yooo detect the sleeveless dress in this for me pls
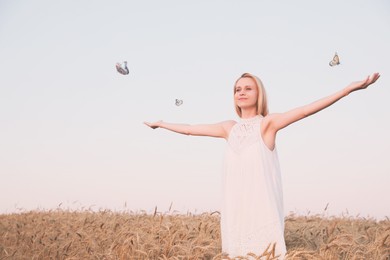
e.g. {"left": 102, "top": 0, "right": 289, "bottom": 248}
{"left": 221, "top": 115, "right": 286, "bottom": 258}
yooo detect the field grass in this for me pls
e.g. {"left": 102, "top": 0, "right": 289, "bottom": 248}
{"left": 0, "top": 209, "right": 389, "bottom": 259}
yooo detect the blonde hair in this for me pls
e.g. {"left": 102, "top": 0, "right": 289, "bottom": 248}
{"left": 234, "top": 73, "right": 269, "bottom": 117}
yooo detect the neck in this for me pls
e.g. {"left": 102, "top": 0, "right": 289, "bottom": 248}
{"left": 240, "top": 108, "right": 258, "bottom": 119}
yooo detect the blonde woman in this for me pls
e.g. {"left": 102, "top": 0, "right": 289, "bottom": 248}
{"left": 145, "top": 72, "right": 380, "bottom": 258}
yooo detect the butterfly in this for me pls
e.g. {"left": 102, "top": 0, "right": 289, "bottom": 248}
{"left": 329, "top": 52, "right": 340, "bottom": 67}
{"left": 116, "top": 61, "right": 129, "bottom": 75}
{"left": 175, "top": 99, "right": 183, "bottom": 106}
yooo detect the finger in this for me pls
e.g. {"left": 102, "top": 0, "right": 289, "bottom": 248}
{"left": 360, "top": 76, "right": 369, "bottom": 86}
{"left": 370, "top": 73, "right": 379, "bottom": 83}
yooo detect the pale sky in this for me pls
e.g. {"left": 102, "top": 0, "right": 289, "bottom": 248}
{"left": 1, "top": 0, "right": 389, "bottom": 219}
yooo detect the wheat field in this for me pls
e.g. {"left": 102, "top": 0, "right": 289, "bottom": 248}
{"left": 0, "top": 208, "right": 389, "bottom": 259}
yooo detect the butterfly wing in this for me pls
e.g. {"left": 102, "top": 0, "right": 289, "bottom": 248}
{"left": 175, "top": 99, "right": 183, "bottom": 106}
{"left": 116, "top": 63, "right": 129, "bottom": 75}
{"left": 329, "top": 53, "right": 340, "bottom": 67}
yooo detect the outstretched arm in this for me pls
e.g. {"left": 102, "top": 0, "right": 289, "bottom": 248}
{"left": 267, "top": 73, "right": 381, "bottom": 133}
{"left": 144, "top": 120, "right": 236, "bottom": 139}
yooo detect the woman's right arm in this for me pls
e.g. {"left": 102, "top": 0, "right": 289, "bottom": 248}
{"left": 144, "top": 120, "right": 236, "bottom": 139}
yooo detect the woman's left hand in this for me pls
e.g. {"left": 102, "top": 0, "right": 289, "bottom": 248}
{"left": 346, "top": 72, "right": 381, "bottom": 94}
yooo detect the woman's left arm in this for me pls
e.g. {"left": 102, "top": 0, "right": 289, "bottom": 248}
{"left": 267, "top": 72, "right": 381, "bottom": 133}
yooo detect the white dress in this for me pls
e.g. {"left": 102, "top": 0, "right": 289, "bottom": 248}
{"left": 221, "top": 115, "right": 286, "bottom": 258}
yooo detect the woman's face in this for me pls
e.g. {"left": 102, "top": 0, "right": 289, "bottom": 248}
{"left": 234, "top": 77, "right": 258, "bottom": 109}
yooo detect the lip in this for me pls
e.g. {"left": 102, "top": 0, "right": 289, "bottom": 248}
{"left": 238, "top": 98, "right": 247, "bottom": 100}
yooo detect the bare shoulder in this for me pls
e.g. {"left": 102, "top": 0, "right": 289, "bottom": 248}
{"left": 262, "top": 113, "right": 279, "bottom": 130}
{"left": 221, "top": 119, "right": 236, "bottom": 127}
{"left": 220, "top": 120, "right": 237, "bottom": 139}
{"left": 262, "top": 113, "right": 286, "bottom": 135}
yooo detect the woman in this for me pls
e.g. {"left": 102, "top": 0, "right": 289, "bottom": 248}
{"left": 145, "top": 72, "right": 380, "bottom": 258}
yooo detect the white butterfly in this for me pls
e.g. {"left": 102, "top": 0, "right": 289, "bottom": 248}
{"left": 329, "top": 52, "right": 340, "bottom": 67}
{"left": 116, "top": 61, "right": 129, "bottom": 75}
{"left": 175, "top": 99, "right": 183, "bottom": 106}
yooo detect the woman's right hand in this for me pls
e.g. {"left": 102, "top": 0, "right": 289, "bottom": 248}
{"left": 144, "top": 120, "right": 163, "bottom": 129}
